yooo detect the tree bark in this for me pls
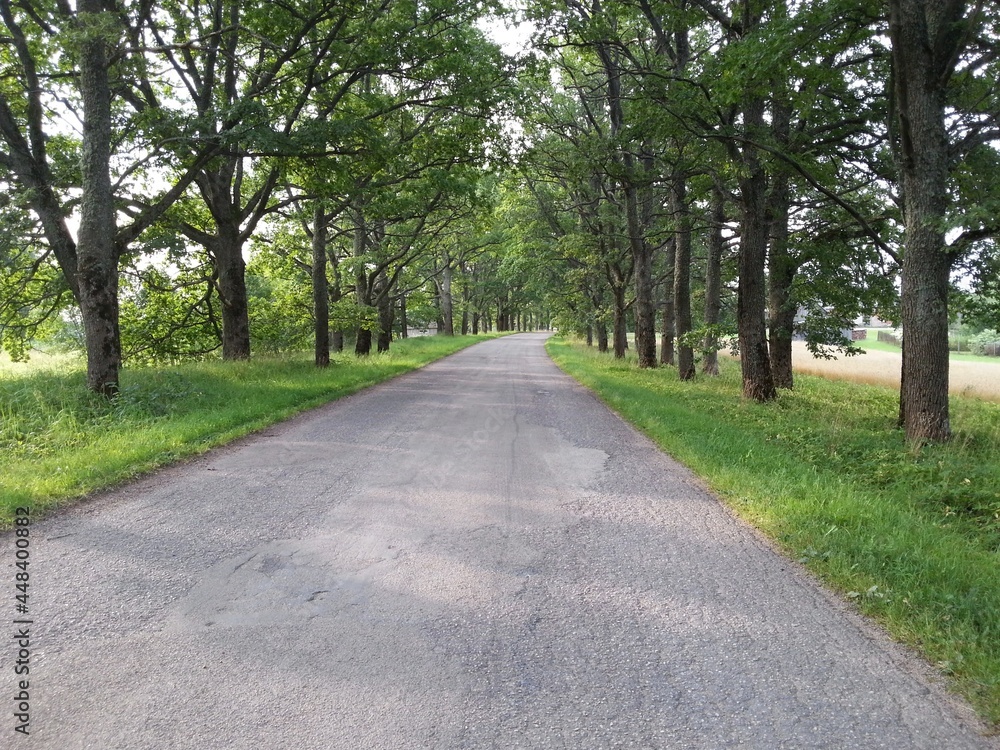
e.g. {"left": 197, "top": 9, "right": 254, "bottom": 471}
{"left": 0, "top": 98, "right": 81, "bottom": 303}
{"left": 353, "top": 207, "right": 372, "bottom": 356}
{"left": 461, "top": 293, "right": 469, "bottom": 335}
{"left": 672, "top": 182, "right": 695, "bottom": 380}
{"left": 439, "top": 260, "right": 454, "bottom": 335}
{"left": 312, "top": 203, "right": 329, "bottom": 367}
{"left": 736, "top": 96, "right": 777, "bottom": 402}
{"left": 667, "top": 7, "right": 692, "bottom": 375}
{"left": 766, "top": 96, "right": 795, "bottom": 389}
{"left": 0, "top": 2, "right": 81, "bottom": 304}
{"left": 214, "top": 214, "right": 251, "bottom": 360}
{"left": 702, "top": 184, "right": 724, "bottom": 376}
{"left": 596, "top": 40, "right": 656, "bottom": 368}
{"left": 626, "top": 182, "right": 657, "bottom": 368}
{"left": 889, "top": 0, "right": 957, "bottom": 441}
{"left": 375, "top": 270, "right": 393, "bottom": 353}
{"left": 612, "top": 283, "right": 628, "bottom": 359}
{"left": 330, "top": 249, "right": 344, "bottom": 353}
{"left": 77, "top": 0, "right": 121, "bottom": 395}
{"left": 596, "top": 319, "right": 609, "bottom": 353}
{"left": 355, "top": 327, "right": 373, "bottom": 355}
{"left": 767, "top": 174, "right": 795, "bottom": 389}
{"left": 660, "top": 237, "right": 676, "bottom": 366}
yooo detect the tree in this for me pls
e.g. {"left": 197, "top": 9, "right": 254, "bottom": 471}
{"left": 516, "top": 72, "right": 636, "bottom": 356}
{"left": 0, "top": 0, "right": 226, "bottom": 388}
{"left": 133, "top": 0, "right": 364, "bottom": 360}
{"left": 75, "top": 0, "right": 120, "bottom": 394}
{"left": 888, "top": 1, "right": 1000, "bottom": 441}
{"left": 0, "top": 0, "right": 119, "bottom": 390}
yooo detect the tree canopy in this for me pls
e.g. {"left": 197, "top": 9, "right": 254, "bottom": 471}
{"left": 2, "top": 0, "right": 999, "bottom": 441}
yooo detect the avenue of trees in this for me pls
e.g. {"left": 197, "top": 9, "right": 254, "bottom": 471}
{"left": 512, "top": 0, "right": 1000, "bottom": 442}
{"left": 2, "top": 0, "right": 1000, "bottom": 443}
{"left": 0, "top": 0, "right": 542, "bottom": 386}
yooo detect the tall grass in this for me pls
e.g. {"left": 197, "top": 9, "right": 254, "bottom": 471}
{"left": 0, "top": 335, "right": 497, "bottom": 522}
{"left": 547, "top": 336, "right": 1000, "bottom": 727}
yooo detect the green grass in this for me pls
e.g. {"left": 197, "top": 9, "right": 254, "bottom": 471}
{"left": 0, "top": 335, "right": 500, "bottom": 522}
{"left": 856, "top": 335, "right": 903, "bottom": 354}
{"left": 547, "top": 336, "right": 1000, "bottom": 728}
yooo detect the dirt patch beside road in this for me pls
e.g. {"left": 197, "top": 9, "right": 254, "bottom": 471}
{"left": 792, "top": 341, "right": 1000, "bottom": 401}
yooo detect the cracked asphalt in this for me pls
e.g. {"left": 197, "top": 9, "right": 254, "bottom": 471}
{"left": 4, "top": 332, "right": 996, "bottom": 748}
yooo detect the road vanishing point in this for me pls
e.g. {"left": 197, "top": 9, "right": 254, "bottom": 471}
{"left": 5, "top": 333, "right": 996, "bottom": 749}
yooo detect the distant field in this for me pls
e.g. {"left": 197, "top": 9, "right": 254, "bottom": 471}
{"left": 0, "top": 350, "right": 82, "bottom": 375}
{"left": 792, "top": 339, "right": 1000, "bottom": 402}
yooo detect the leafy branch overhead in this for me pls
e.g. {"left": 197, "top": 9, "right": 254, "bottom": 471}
{"left": 1, "top": 0, "right": 999, "bottom": 443}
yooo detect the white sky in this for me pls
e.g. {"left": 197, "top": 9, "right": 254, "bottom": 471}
{"left": 478, "top": 13, "right": 536, "bottom": 57}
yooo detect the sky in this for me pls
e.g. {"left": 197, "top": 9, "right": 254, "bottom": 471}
{"left": 478, "top": 12, "right": 537, "bottom": 58}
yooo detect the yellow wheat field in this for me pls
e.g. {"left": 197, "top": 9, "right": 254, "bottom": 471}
{"left": 791, "top": 341, "right": 1000, "bottom": 402}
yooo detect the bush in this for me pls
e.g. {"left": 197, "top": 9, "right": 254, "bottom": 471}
{"left": 970, "top": 329, "right": 1000, "bottom": 357}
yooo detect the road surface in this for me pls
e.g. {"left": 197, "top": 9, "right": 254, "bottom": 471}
{"left": 4, "top": 333, "right": 995, "bottom": 749}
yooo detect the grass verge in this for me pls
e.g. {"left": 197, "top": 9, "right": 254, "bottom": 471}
{"left": 547, "top": 336, "right": 1000, "bottom": 728}
{"left": 1, "top": 335, "right": 499, "bottom": 523}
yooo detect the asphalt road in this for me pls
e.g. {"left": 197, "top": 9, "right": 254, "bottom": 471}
{"left": 4, "top": 333, "right": 996, "bottom": 749}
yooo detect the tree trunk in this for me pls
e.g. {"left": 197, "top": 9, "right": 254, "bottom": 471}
{"left": 355, "top": 327, "right": 372, "bottom": 355}
{"left": 330, "top": 250, "right": 344, "bottom": 353}
{"left": 597, "top": 40, "right": 655, "bottom": 367}
{"left": 0, "top": 3, "right": 82, "bottom": 304}
{"left": 375, "top": 271, "right": 393, "bottom": 353}
{"left": 376, "top": 310, "right": 392, "bottom": 351}
{"left": 461, "top": 278, "right": 470, "bottom": 334}
{"left": 400, "top": 294, "right": 408, "bottom": 339}
{"left": 472, "top": 312, "right": 480, "bottom": 335}
{"left": 667, "top": 10, "right": 692, "bottom": 376}
{"left": 195, "top": 162, "right": 251, "bottom": 361}
{"left": 312, "top": 204, "right": 329, "bottom": 367}
{"left": 612, "top": 284, "right": 628, "bottom": 359}
{"left": 672, "top": 182, "right": 695, "bottom": 380}
{"left": 77, "top": 0, "right": 121, "bottom": 395}
{"left": 214, "top": 217, "right": 251, "bottom": 360}
{"left": 660, "top": 237, "right": 676, "bottom": 366}
{"left": 889, "top": 0, "right": 954, "bottom": 442}
{"left": 736, "top": 96, "right": 777, "bottom": 402}
{"left": 626, "top": 182, "right": 657, "bottom": 368}
{"left": 767, "top": 98, "right": 795, "bottom": 389}
{"left": 767, "top": 175, "right": 795, "bottom": 389}
{"left": 702, "top": 184, "right": 724, "bottom": 376}
{"left": 353, "top": 208, "right": 371, "bottom": 356}
{"left": 596, "top": 320, "right": 609, "bottom": 353}
{"left": 439, "top": 260, "right": 454, "bottom": 335}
